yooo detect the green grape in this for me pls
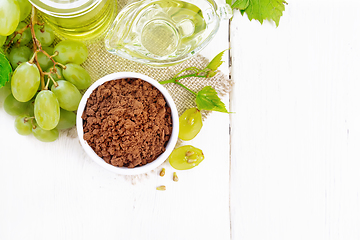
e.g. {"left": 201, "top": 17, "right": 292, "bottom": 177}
{"left": 4, "top": 94, "right": 29, "bottom": 116}
{"left": 178, "top": 107, "right": 203, "bottom": 141}
{"left": 53, "top": 40, "right": 88, "bottom": 65}
{"left": 17, "top": 0, "right": 31, "bottom": 21}
{"left": 0, "top": 0, "right": 20, "bottom": 37}
{"left": 34, "top": 90, "right": 60, "bottom": 130}
{"left": 11, "top": 62, "right": 40, "bottom": 102}
{"left": 57, "top": 108, "right": 76, "bottom": 130}
{"left": 51, "top": 80, "right": 82, "bottom": 111}
{"left": 26, "top": 99, "right": 34, "bottom": 116}
{"left": 14, "top": 115, "right": 33, "bottom": 135}
{"left": 10, "top": 21, "right": 31, "bottom": 45}
{"left": 169, "top": 145, "right": 205, "bottom": 170}
{"left": 34, "top": 24, "right": 55, "bottom": 47}
{"left": 0, "top": 81, "right": 12, "bottom": 99}
{"left": 62, "top": 63, "right": 91, "bottom": 89}
{"left": 8, "top": 45, "right": 32, "bottom": 69}
{"left": 0, "top": 35, "right": 6, "bottom": 46}
{"left": 37, "top": 47, "right": 54, "bottom": 70}
{"left": 32, "top": 123, "right": 59, "bottom": 142}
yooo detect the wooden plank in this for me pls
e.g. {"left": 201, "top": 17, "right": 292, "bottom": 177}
{"left": 230, "top": 1, "right": 360, "bottom": 239}
{"left": 0, "top": 12, "right": 231, "bottom": 240}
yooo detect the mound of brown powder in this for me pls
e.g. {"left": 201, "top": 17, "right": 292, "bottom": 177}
{"left": 82, "top": 78, "right": 173, "bottom": 168}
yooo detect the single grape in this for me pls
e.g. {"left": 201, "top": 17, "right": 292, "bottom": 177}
{"left": 14, "top": 115, "right": 33, "bottom": 135}
{"left": 57, "top": 108, "right": 76, "bottom": 130}
{"left": 8, "top": 45, "right": 32, "bottom": 69}
{"left": 0, "top": 81, "right": 12, "bottom": 99}
{"left": 34, "top": 24, "right": 55, "bottom": 47}
{"left": 17, "top": 0, "right": 31, "bottom": 21}
{"left": 37, "top": 47, "right": 54, "bottom": 70}
{"left": 51, "top": 80, "right": 82, "bottom": 111}
{"left": 62, "top": 63, "right": 91, "bottom": 89}
{"left": 11, "top": 62, "right": 40, "bottom": 102}
{"left": 178, "top": 107, "right": 203, "bottom": 141}
{"left": 9, "top": 21, "right": 31, "bottom": 46}
{"left": 34, "top": 90, "right": 60, "bottom": 130}
{"left": 0, "top": 35, "right": 6, "bottom": 46}
{"left": 53, "top": 40, "right": 88, "bottom": 65}
{"left": 169, "top": 145, "right": 205, "bottom": 170}
{"left": 32, "top": 123, "right": 59, "bottom": 142}
{"left": 26, "top": 99, "right": 35, "bottom": 116}
{"left": 0, "top": 0, "right": 20, "bottom": 36}
{"left": 4, "top": 94, "right": 29, "bottom": 116}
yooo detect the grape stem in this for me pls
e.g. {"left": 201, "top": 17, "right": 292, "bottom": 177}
{"left": 29, "top": 49, "right": 40, "bottom": 64}
{"left": 44, "top": 72, "right": 59, "bottom": 88}
{"left": 29, "top": 6, "right": 46, "bottom": 90}
{"left": 40, "top": 48, "right": 58, "bottom": 70}
{"left": 27, "top": 6, "right": 63, "bottom": 91}
{"left": 50, "top": 51, "right": 58, "bottom": 58}
{"left": 24, "top": 116, "right": 35, "bottom": 123}
{"left": 49, "top": 66, "right": 62, "bottom": 79}
{"left": 159, "top": 67, "right": 210, "bottom": 96}
{"left": 4, "top": 24, "right": 31, "bottom": 52}
{"left": 45, "top": 77, "right": 50, "bottom": 89}
{"left": 55, "top": 60, "right": 66, "bottom": 70}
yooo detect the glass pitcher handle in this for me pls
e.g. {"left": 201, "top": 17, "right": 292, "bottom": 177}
{"left": 216, "top": 3, "right": 233, "bottom": 20}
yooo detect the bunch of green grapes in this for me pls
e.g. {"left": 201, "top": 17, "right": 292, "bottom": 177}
{"left": 169, "top": 108, "right": 205, "bottom": 170}
{"left": 1, "top": 3, "right": 91, "bottom": 142}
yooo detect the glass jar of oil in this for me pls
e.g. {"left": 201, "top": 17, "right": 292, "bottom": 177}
{"left": 28, "top": 0, "right": 117, "bottom": 42}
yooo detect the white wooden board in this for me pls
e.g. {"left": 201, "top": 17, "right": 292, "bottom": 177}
{"left": 0, "top": 11, "right": 231, "bottom": 240}
{"left": 230, "top": 1, "right": 360, "bottom": 239}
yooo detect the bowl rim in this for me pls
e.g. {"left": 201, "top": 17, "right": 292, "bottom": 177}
{"left": 76, "top": 72, "right": 179, "bottom": 175}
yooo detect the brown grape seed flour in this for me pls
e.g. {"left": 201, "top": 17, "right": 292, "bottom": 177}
{"left": 82, "top": 78, "right": 173, "bottom": 168}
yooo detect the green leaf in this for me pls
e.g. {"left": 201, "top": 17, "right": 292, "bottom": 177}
{"left": 206, "top": 50, "right": 227, "bottom": 72}
{"left": 234, "top": 0, "right": 287, "bottom": 27}
{"left": 0, "top": 52, "right": 12, "bottom": 88}
{"left": 231, "top": 0, "right": 250, "bottom": 10}
{"left": 196, "top": 86, "right": 229, "bottom": 113}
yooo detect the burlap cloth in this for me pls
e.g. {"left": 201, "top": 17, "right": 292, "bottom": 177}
{"left": 72, "top": 0, "right": 233, "bottom": 181}
{"left": 79, "top": 0, "right": 233, "bottom": 116}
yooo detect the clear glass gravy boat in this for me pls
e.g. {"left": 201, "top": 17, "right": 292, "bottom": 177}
{"left": 105, "top": 0, "right": 232, "bottom": 67}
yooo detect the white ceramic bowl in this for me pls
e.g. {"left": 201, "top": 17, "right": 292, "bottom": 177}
{"left": 76, "top": 72, "right": 179, "bottom": 175}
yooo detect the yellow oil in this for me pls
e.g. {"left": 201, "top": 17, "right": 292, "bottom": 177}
{"left": 31, "top": 0, "right": 117, "bottom": 42}
{"left": 138, "top": 0, "right": 207, "bottom": 57}
{"left": 106, "top": 0, "right": 209, "bottom": 61}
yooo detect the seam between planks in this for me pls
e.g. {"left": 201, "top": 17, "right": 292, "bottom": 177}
{"left": 228, "top": 18, "right": 233, "bottom": 240}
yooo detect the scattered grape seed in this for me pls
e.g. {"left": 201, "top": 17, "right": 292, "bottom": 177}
{"left": 156, "top": 185, "right": 166, "bottom": 191}
{"left": 160, "top": 168, "right": 165, "bottom": 177}
{"left": 173, "top": 172, "right": 179, "bottom": 182}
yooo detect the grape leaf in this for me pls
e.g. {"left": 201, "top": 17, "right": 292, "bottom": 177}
{"left": 205, "top": 50, "right": 227, "bottom": 78}
{"left": 206, "top": 50, "right": 226, "bottom": 72}
{"left": 196, "top": 86, "right": 229, "bottom": 113}
{"left": 235, "top": 0, "right": 287, "bottom": 27}
{"left": 0, "top": 53, "right": 12, "bottom": 88}
{"left": 229, "top": 0, "right": 250, "bottom": 10}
